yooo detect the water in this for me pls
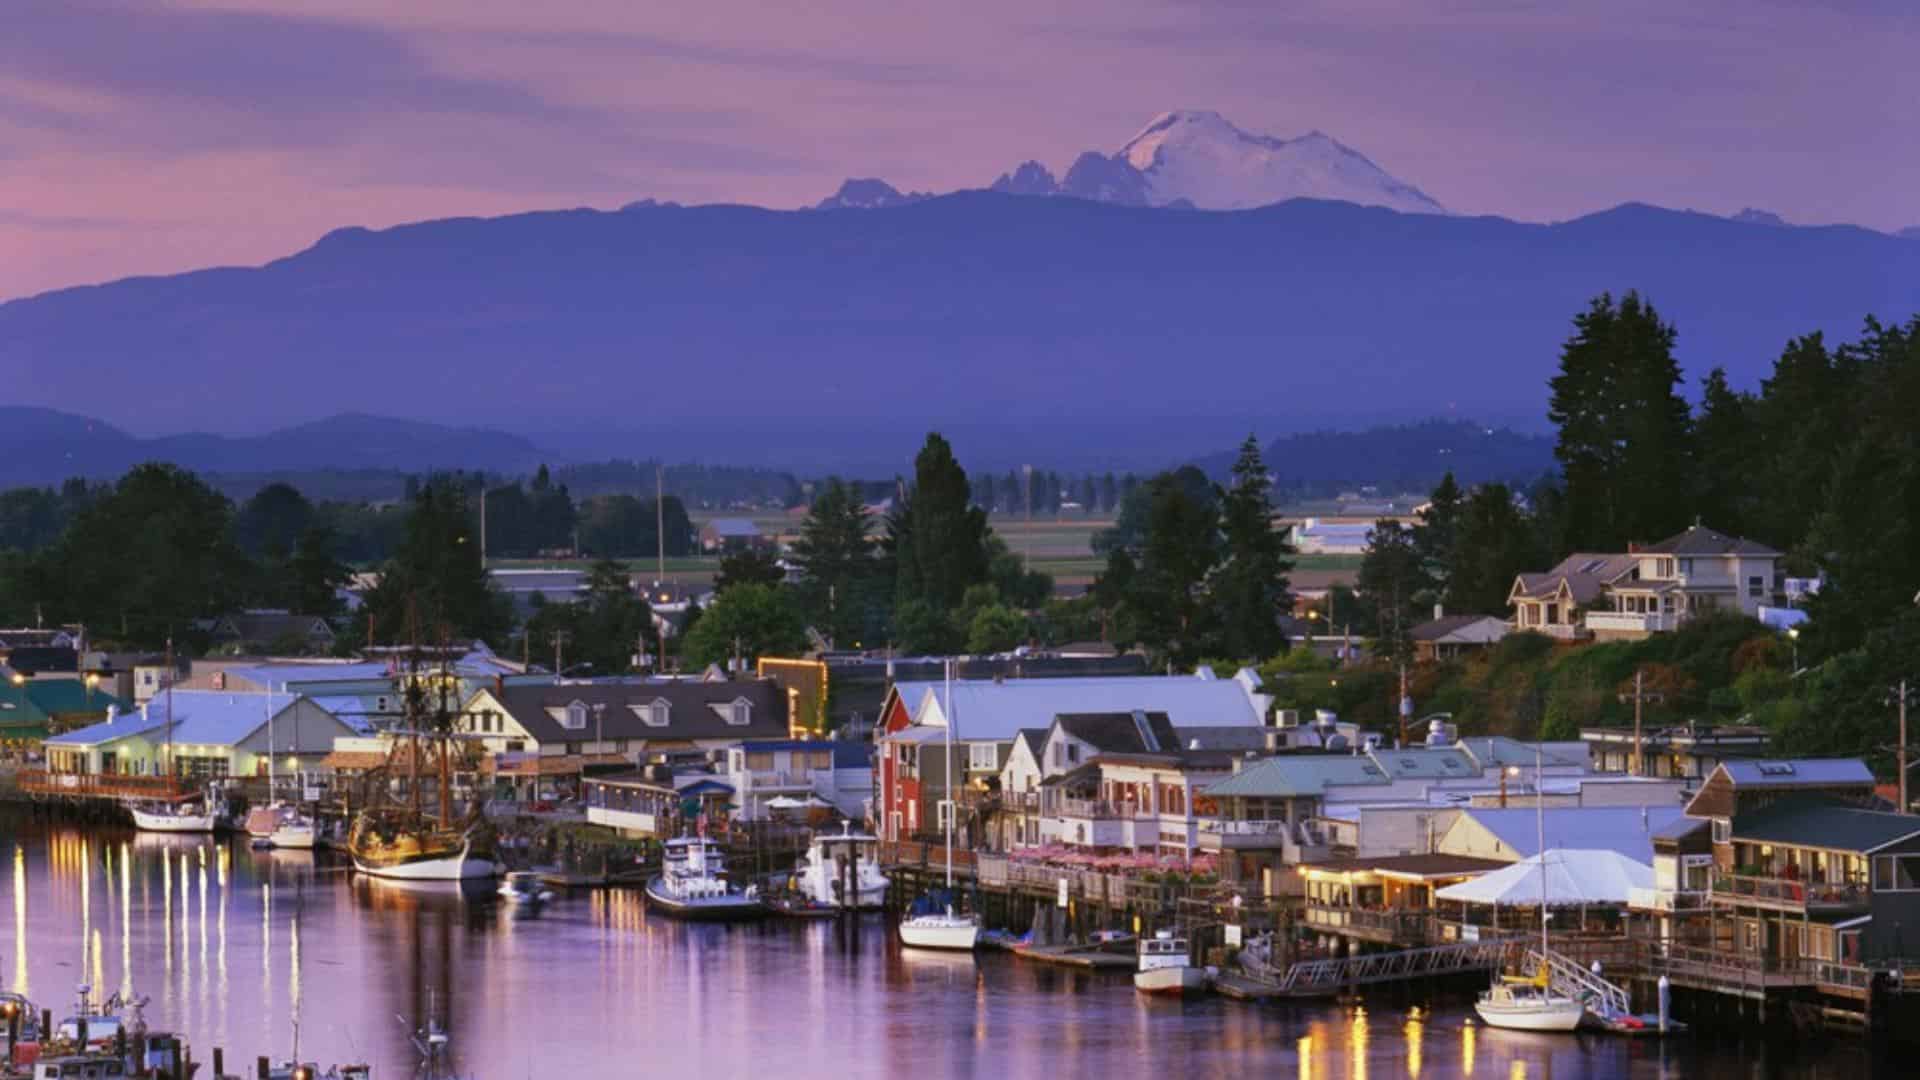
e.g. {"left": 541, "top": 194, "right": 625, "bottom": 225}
{"left": 0, "top": 814, "right": 1880, "bottom": 1078}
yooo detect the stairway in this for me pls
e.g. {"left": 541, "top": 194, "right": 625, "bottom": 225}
{"left": 1525, "top": 947, "right": 1631, "bottom": 1020}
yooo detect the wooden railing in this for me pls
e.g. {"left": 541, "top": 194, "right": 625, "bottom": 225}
{"left": 1711, "top": 872, "right": 1870, "bottom": 911}
{"left": 1303, "top": 905, "right": 1432, "bottom": 943}
{"left": 15, "top": 770, "right": 195, "bottom": 801}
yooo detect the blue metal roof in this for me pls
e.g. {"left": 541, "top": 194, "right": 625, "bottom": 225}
{"left": 1459, "top": 806, "right": 1688, "bottom": 863}
{"left": 48, "top": 691, "right": 303, "bottom": 749}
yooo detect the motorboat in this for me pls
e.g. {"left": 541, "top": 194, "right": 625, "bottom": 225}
{"left": 793, "top": 825, "right": 889, "bottom": 910}
{"left": 270, "top": 811, "right": 319, "bottom": 850}
{"left": 1133, "top": 930, "right": 1207, "bottom": 995}
{"left": 1475, "top": 974, "right": 1586, "bottom": 1032}
{"left": 128, "top": 801, "right": 215, "bottom": 834}
{"left": 497, "top": 871, "right": 555, "bottom": 904}
{"left": 244, "top": 803, "right": 286, "bottom": 840}
{"left": 644, "top": 836, "right": 766, "bottom": 920}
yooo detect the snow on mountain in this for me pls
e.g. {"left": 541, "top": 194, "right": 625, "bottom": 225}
{"left": 1115, "top": 110, "right": 1443, "bottom": 214}
{"left": 815, "top": 178, "right": 930, "bottom": 210}
{"left": 1730, "top": 207, "right": 1789, "bottom": 226}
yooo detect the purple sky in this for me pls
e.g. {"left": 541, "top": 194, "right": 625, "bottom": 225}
{"left": 4, "top": 0, "right": 1915, "bottom": 301}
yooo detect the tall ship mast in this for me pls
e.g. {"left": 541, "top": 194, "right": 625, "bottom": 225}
{"left": 345, "top": 631, "right": 500, "bottom": 881}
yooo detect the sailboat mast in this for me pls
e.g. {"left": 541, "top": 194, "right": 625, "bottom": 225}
{"left": 164, "top": 637, "right": 174, "bottom": 782}
{"left": 266, "top": 689, "right": 275, "bottom": 803}
{"left": 1536, "top": 741, "right": 1547, "bottom": 958}
{"left": 943, "top": 658, "right": 954, "bottom": 892}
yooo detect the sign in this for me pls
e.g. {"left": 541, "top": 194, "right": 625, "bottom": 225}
{"left": 1461, "top": 925, "right": 1480, "bottom": 942}
{"left": 1225, "top": 924, "right": 1243, "bottom": 948}
{"left": 1056, "top": 877, "right": 1069, "bottom": 909}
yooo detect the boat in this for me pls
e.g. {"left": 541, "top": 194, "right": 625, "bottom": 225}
{"left": 345, "top": 647, "right": 500, "bottom": 882}
{"left": 1133, "top": 930, "right": 1207, "bottom": 995}
{"left": 643, "top": 836, "right": 766, "bottom": 920}
{"left": 1473, "top": 742, "right": 1585, "bottom": 1033}
{"left": 497, "top": 871, "right": 555, "bottom": 904}
{"left": 244, "top": 804, "right": 285, "bottom": 840}
{"left": 269, "top": 812, "right": 319, "bottom": 850}
{"left": 128, "top": 801, "right": 215, "bottom": 834}
{"left": 898, "top": 660, "right": 979, "bottom": 952}
{"left": 793, "top": 824, "right": 889, "bottom": 909}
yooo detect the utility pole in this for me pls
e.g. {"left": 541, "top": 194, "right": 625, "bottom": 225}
{"left": 655, "top": 464, "right": 667, "bottom": 583}
{"left": 550, "top": 629, "right": 570, "bottom": 676}
{"left": 1891, "top": 680, "right": 1916, "bottom": 813}
{"left": 1397, "top": 662, "right": 1412, "bottom": 749}
{"left": 1618, "top": 669, "right": 1664, "bottom": 777}
{"left": 479, "top": 484, "right": 487, "bottom": 568}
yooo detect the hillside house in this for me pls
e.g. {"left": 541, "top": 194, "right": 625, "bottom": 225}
{"left": 1509, "top": 525, "right": 1782, "bottom": 641}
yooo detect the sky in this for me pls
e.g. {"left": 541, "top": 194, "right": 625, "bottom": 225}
{"left": 4, "top": 0, "right": 1916, "bottom": 301}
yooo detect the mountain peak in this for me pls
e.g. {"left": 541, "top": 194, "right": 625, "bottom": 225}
{"left": 1731, "top": 207, "right": 1789, "bottom": 227}
{"left": 814, "top": 178, "right": 930, "bottom": 211}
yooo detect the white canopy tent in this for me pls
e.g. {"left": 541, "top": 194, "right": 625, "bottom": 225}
{"left": 1435, "top": 849, "right": 1653, "bottom": 908}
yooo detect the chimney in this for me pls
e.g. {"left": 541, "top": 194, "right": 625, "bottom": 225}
{"left": 1433, "top": 602, "right": 1444, "bottom": 621}
{"left": 1627, "top": 542, "right": 1641, "bottom": 554}
{"left": 106, "top": 704, "right": 117, "bottom": 725}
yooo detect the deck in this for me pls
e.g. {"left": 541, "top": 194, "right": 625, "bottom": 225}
{"left": 14, "top": 770, "right": 197, "bottom": 802}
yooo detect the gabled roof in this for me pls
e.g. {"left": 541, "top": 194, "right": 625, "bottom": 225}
{"left": 481, "top": 680, "right": 788, "bottom": 745}
{"left": 1510, "top": 553, "right": 1636, "bottom": 605}
{"left": 1410, "top": 614, "right": 1508, "bottom": 642}
{"left": 1052, "top": 711, "right": 1178, "bottom": 755}
{"left": 1716, "top": 758, "right": 1875, "bottom": 789}
{"left": 1639, "top": 524, "right": 1780, "bottom": 558}
{"left": 0, "top": 679, "right": 130, "bottom": 725}
{"left": 1458, "top": 736, "right": 1591, "bottom": 770}
{"left": 1204, "top": 755, "right": 1392, "bottom": 798}
{"left": 1010, "top": 727, "right": 1050, "bottom": 758}
{"left": 47, "top": 691, "right": 316, "bottom": 749}
{"left": 211, "top": 612, "right": 336, "bottom": 644}
{"left": 905, "top": 672, "right": 1268, "bottom": 742}
{"left": 1368, "top": 746, "right": 1478, "bottom": 779}
{"left": 1458, "top": 806, "right": 1687, "bottom": 863}
{"left": 1731, "top": 798, "right": 1920, "bottom": 853}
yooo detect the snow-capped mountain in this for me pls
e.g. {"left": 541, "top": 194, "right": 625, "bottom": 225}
{"left": 982, "top": 109, "right": 1443, "bottom": 214}
{"left": 815, "top": 178, "right": 930, "bottom": 210}
{"left": 1112, "top": 110, "right": 1443, "bottom": 213}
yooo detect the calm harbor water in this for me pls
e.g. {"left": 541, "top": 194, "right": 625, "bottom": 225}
{"left": 0, "top": 813, "right": 1884, "bottom": 1078}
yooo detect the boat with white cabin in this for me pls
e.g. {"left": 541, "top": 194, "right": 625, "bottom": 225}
{"left": 897, "top": 660, "right": 980, "bottom": 952}
{"left": 128, "top": 801, "right": 215, "bottom": 834}
{"left": 794, "top": 825, "right": 889, "bottom": 909}
{"left": 1133, "top": 930, "right": 1206, "bottom": 995}
{"left": 1472, "top": 742, "right": 1585, "bottom": 1034}
{"left": 644, "top": 836, "right": 766, "bottom": 920}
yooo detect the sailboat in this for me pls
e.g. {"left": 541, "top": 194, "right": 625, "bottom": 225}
{"left": 1474, "top": 743, "right": 1585, "bottom": 1033}
{"left": 898, "top": 660, "right": 979, "bottom": 951}
{"left": 248, "top": 692, "right": 320, "bottom": 849}
{"left": 346, "top": 643, "right": 499, "bottom": 881}
{"left": 130, "top": 640, "right": 217, "bottom": 834}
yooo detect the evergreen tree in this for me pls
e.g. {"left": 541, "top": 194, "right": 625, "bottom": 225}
{"left": 892, "top": 434, "right": 991, "bottom": 624}
{"left": 1208, "top": 436, "right": 1293, "bottom": 662}
{"left": 233, "top": 483, "right": 315, "bottom": 559}
{"left": 1002, "top": 469, "right": 1021, "bottom": 514}
{"left": 680, "top": 583, "right": 808, "bottom": 667}
{"left": 1096, "top": 469, "right": 1221, "bottom": 665}
{"left": 1357, "top": 519, "right": 1427, "bottom": 665}
{"left": 1100, "top": 473, "right": 1118, "bottom": 514}
{"left": 1547, "top": 292, "right": 1693, "bottom": 552}
{"left": 714, "top": 548, "right": 785, "bottom": 594}
{"left": 1446, "top": 484, "right": 1539, "bottom": 615}
{"left": 359, "top": 477, "right": 507, "bottom": 643}
{"left": 1693, "top": 367, "right": 1758, "bottom": 536}
{"left": 286, "top": 524, "right": 350, "bottom": 616}
{"left": 978, "top": 472, "right": 996, "bottom": 514}
{"left": 790, "top": 478, "right": 882, "bottom": 645}
{"left": 1414, "top": 472, "right": 1463, "bottom": 601}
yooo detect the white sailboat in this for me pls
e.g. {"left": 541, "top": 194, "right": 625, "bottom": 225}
{"left": 130, "top": 642, "right": 216, "bottom": 834}
{"left": 1474, "top": 744, "right": 1585, "bottom": 1033}
{"left": 898, "top": 659, "right": 979, "bottom": 951}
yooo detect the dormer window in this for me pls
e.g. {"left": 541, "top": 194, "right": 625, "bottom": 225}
{"left": 564, "top": 701, "right": 589, "bottom": 730}
{"left": 630, "top": 698, "right": 671, "bottom": 727}
{"left": 727, "top": 698, "right": 752, "bottom": 726}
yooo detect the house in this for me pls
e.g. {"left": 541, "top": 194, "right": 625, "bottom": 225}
{"left": 723, "top": 739, "right": 873, "bottom": 821}
{"left": 1036, "top": 742, "right": 1242, "bottom": 857}
{"left": 0, "top": 678, "right": 130, "bottom": 748}
{"left": 1508, "top": 524, "right": 1783, "bottom": 641}
{"left": 1299, "top": 854, "right": 1510, "bottom": 947}
{"left": 1289, "top": 519, "right": 1377, "bottom": 556}
{"left": 0, "top": 646, "right": 79, "bottom": 678}
{"left": 1410, "top": 611, "right": 1509, "bottom": 662}
{"left": 1436, "top": 805, "right": 1689, "bottom": 865}
{"left": 1581, "top": 722, "right": 1771, "bottom": 780}
{"left": 698, "top": 518, "right": 767, "bottom": 552}
{"left": 205, "top": 611, "right": 337, "bottom": 654}
{"left": 459, "top": 679, "right": 790, "bottom": 767}
{"left": 41, "top": 691, "right": 357, "bottom": 780}
{"left": 489, "top": 569, "right": 590, "bottom": 617}
{"left": 874, "top": 668, "right": 1271, "bottom": 841}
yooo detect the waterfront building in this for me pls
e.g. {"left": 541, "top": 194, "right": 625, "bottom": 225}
{"left": 460, "top": 678, "right": 791, "bottom": 767}
{"left": 1437, "top": 805, "right": 1689, "bottom": 864}
{"left": 0, "top": 677, "right": 129, "bottom": 748}
{"left": 722, "top": 738, "right": 873, "bottom": 821}
{"left": 1508, "top": 523, "right": 1782, "bottom": 641}
{"left": 41, "top": 690, "right": 356, "bottom": 780}
{"left": 1300, "top": 853, "right": 1508, "bottom": 946}
{"left": 874, "top": 667, "right": 1270, "bottom": 842}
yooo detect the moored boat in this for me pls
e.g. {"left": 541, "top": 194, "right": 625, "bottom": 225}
{"left": 643, "top": 836, "right": 765, "bottom": 921}
{"left": 1133, "top": 930, "right": 1206, "bottom": 995}
{"left": 1472, "top": 741, "right": 1586, "bottom": 1034}
{"left": 793, "top": 824, "right": 889, "bottom": 910}
{"left": 497, "top": 871, "right": 555, "bottom": 904}
{"left": 128, "top": 801, "right": 215, "bottom": 834}
{"left": 898, "top": 907, "right": 980, "bottom": 951}
{"left": 348, "top": 810, "right": 498, "bottom": 881}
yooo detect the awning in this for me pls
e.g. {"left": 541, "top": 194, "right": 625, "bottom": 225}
{"left": 1435, "top": 849, "right": 1653, "bottom": 907}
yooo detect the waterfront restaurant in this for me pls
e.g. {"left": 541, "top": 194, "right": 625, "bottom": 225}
{"left": 1300, "top": 854, "right": 1506, "bottom": 947}
{"left": 584, "top": 773, "right": 684, "bottom": 838}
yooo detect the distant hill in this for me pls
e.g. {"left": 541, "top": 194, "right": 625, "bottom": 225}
{"left": 0, "top": 409, "right": 546, "bottom": 489}
{"left": 3, "top": 194, "right": 1916, "bottom": 455}
{"left": 1193, "top": 419, "right": 1556, "bottom": 497}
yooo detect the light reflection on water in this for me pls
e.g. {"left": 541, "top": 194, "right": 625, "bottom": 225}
{"left": 0, "top": 816, "right": 1881, "bottom": 1078}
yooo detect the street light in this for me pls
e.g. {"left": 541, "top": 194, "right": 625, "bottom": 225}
{"left": 1787, "top": 627, "right": 1800, "bottom": 674}
{"left": 1500, "top": 764, "right": 1522, "bottom": 808}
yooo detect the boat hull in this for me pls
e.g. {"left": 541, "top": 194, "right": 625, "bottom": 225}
{"left": 352, "top": 837, "right": 498, "bottom": 881}
{"left": 899, "top": 915, "right": 980, "bottom": 951}
{"left": 1474, "top": 998, "right": 1586, "bottom": 1032}
{"left": 1133, "top": 965, "right": 1208, "bottom": 996}
{"left": 643, "top": 877, "right": 767, "bottom": 921}
{"left": 130, "top": 807, "right": 215, "bottom": 833}
{"left": 270, "top": 824, "right": 318, "bottom": 850}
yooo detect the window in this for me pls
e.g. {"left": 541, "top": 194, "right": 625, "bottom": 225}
{"left": 745, "top": 751, "right": 776, "bottom": 772}
{"left": 1748, "top": 576, "right": 1765, "bottom": 599}
{"left": 727, "top": 699, "right": 752, "bottom": 726}
{"left": 809, "top": 750, "right": 834, "bottom": 770}
{"left": 969, "top": 744, "right": 999, "bottom": 771}
{"left": 937, "top": 800, "right": 953, "bottom": 829}
{"left": 563, "top": 701, "right": 588, "bottom": 730}
{"left": 564, "top": 742, "right": 582, "bottom": 755}
{"left": 1712, "top": 818, "right": 1731, "bottom": 844}
{"left": 1678, "top": 558, "right": 1693, "bottom": 577}
{"left": 632, "top": 699, "right": 670, "bottom": 727}
{"left": 1066, "top": 744, "right": 1081, "bottom": 764}
{"left": 1873, "top": 855, "right": 1920, "bottom": 891}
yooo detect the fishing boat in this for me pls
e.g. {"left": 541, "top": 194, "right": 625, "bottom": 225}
{"left": 128, "top": 801, "right": 216, "bottom": 834}
{"left": 497, "top": 871, "right": 555, "bottom": 904}
{"left": 1133, "top": 930, "right": 1206, "bottom": 995}
{"left": 644, "top": 836, "right": 766, "bottom": 920}
{"left": 793, "top": 824, "right": 889, "bottom": 909}
{"left": 346, "top": 646, "right": 500, "bottom": 882}
{"left": 898, "top": 660, "right": 980, "bottom": 951}
{"left": 1473, "top": 743, "right": 1584, "bottom": 1033}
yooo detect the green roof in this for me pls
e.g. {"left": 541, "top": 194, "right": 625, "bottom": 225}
{"left": 1732, "top": 799, "right": 1920, "bottom": 854}
{"left": 1204, "top": 755, "right": 1391, "bottom": 798}
{"left": 0, "top": 679, "right": 131, "bottom": 730}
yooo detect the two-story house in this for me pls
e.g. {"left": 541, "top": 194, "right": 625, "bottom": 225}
{"left": 724, "top": 739, "right": 874, "bottom": 822}
{"left": 1509, "top": 524, "right": 1783, "bottom": 641}
{"left": 460, "top": 679, "right": 790, "bottom": 764}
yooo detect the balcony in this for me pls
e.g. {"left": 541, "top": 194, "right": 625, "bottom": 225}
{"left": 1709, "top": 872, "right": 1870, "bottom": 914}
{"left": 1304, "top": 904, "right": 1433, "bottom": 945}
{"left": 1585, "top": 610, "right": 1678, "bottom": 636}
{"left": 17, "top": 770, "right": 197, "bottom": 801}
{"left": 1628, "top": 886, "right": 1709, "bottom": 913}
